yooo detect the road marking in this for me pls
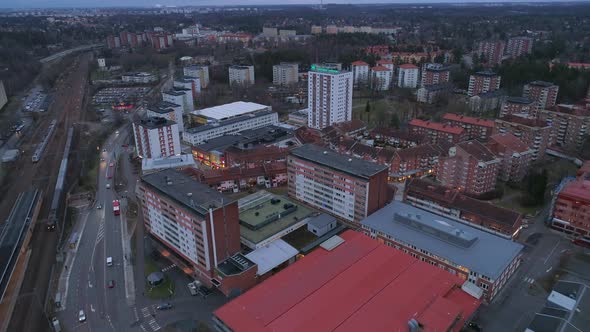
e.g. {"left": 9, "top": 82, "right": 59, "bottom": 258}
{"left": 523, "top": 277, "right": 535, "bottom": 284}
{"left": 88, "top": 280, "right": 93, "bottom": 288}
{"left": 90, "top": 304, "right": 95, "bottom": 312}
{"left": 546, "top": 267, "right": 553, "bottom": 273}
{"left": 133, "top": 307, "right": 139, "bottom": 321}
{"left": 141, "top": 307, "right": 151, "bottom": 318}
{"left": 544, "top": 240, "right": 560, "bottom": 265}
{"left": 140, "top": 324, "right": 148, "bottom": 332}
{"left": 161, "top": 264, "right": 176, "bottom": 272}
{"left": 148, "top": 319, "right": 160, "bottom": 331}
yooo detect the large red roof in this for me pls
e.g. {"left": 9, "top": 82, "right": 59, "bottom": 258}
{"left": 371, "top": 65, "right": 391, "bottom": 72}
{"left": 351, "top": 60, "right": 369, "bottom": 66}
{"left": 399, "top": 63, "right": 419, "bottom": 69}
{"left": 409, "top": 119, "right": 465, "bottom": 135}
{"left": 214, "top": 230, "right": 480, "bottom": 332}
{"left": 443, "top": 113, "right": 495, "bottom": 128}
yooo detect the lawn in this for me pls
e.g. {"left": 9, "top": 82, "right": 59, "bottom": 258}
{"left": 144, "top": 257, "right": 175, "bottom": 300}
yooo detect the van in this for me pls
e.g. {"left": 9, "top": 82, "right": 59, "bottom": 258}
{"left": 106, "top": 257, "right": 113, "bottom": 266}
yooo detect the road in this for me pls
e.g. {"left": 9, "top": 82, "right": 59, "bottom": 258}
{"left": 40, "top": 44, "right": 103, "bottom": 64}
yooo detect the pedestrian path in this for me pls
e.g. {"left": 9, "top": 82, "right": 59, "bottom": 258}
{"left": 161, "top": 264, "right": 176, "bottom": 272}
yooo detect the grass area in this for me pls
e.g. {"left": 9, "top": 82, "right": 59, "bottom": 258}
{"left": 495, "top": 184, "right": 541, "bottom": 215}
{"left": 144, "top": 257, "right": 176, "bottom": 300}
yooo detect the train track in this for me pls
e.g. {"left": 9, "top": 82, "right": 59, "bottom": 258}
{"left": 3, "top": 53, "right": 91, "bottom": 332}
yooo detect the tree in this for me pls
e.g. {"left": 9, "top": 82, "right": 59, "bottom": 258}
{"left": 390, "top": 113, "right": 400, "bottom": 129}
{"left": 521, "top": 169, "right": 548, "bottom": 206}
{"left": 365, "top": 101, "right": 371, "bottom": 124}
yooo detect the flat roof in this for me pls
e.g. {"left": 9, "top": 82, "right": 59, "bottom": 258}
{"left": 238, "top": 191, "right": 313, "bottom": 246}
{"left": 193, "top": 101, "right": 269, "bottom": 121}
{"left": 245, "top": 239, "right": 299, "bottom": 275}
{"left": 308, "top": 213, "right": 337, "bottom": 229}
{"left": 214, "top": 230, "right": 481, "bottom": 332}
{"left": 162, "top": 90, "right": 185, "bottom": 96}
{"left": 186, "top": 110, "right": 276, "bottom": 135}
{"left": 474, "top": 71, "right": 498, "bottom": 77}
{"left": 290, "top": 144, "right": 388, "bottom": 179}
{"left": 506, "top": 96, "right": 534, "bottom": 104}
{"left": 135, "top": 116, "right": 176, "bottom": 129}
{"left": 361, "top": 201, "right": 523, "bottom": 279}
{"left": 194, "top": 125, "right": 293, "bottom": 153}
{"left": 141, "top": 155, "right": 195, "bottom": 172}
{"left": 141, "top": 169, "right": 233, "bottom": 217}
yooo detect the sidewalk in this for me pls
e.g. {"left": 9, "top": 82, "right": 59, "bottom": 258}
{"left": 120, "top": 211, "right": 136, "bottom": 306}
{"left": 54, "top": 211, "right": 90, "bottom": 312}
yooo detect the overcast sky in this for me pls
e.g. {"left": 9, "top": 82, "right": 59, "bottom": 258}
{"left": 0, "top": 0, "right": 582, "bottom": 9}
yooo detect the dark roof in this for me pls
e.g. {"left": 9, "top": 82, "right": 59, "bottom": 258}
{"left": 290, "top": 144, "right": 387, "bottom": 179}
{"left": 474, "top": 71, "right": 498, "bottom": 77}
{"left": 456, "top": 140, "right": 497, "bottom": 162}
{"left": 162, "top": 90, "right": 185, "bottom": 96}
{"left": 396, "top": 144, "right": 444, "bottom": 161}
{"left": 497, "top": 115, "right": 550, "bottom": 128}
{"left": 136, "top": 116, "right": 176, "bottom": 129}
{"left": 371, "top": 127, "right": 425, "bottom": 143}
{"left": 141, "top": 169, "right": 233, "bottom": 216}
{"left": 194, "top": 125, "right": 293, "bottom": 153}
{"left": 158, "top": 100, "right": 181, "bottom": 108}
{"left": 506, "top": 96, "right": 533, "bottom": 104}
{"left": 308, "top": 213, "right": 337, "bottom": 228}
{"left": 472, "top": 90, "right": 505, "bottom": 98}
{"left": 420, "top": 83, "right": 454, "bottom": 92}
{"left": 527, "top": 80, "right": 556, "bottom": 88}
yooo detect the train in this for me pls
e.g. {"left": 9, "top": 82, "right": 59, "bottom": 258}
{"left": 32, "top": 120, "right": 57, "bottom": 163}
{"left": 47, "top": 127, "right": 74, "bottom": 231}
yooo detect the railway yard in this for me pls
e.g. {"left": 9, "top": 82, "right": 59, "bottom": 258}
{"left": 0, "top": 52, "right": 91, "bottom": 332}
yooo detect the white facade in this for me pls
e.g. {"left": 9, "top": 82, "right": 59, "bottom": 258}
{"left": 133, "top": 117, "right": 181, "bottom": 159}
{"left": 351, "top": 62, "right": 369, "bottom": 88}
{"left": 272, "top": 63, "right": 299, "bottom": 85}
{"left": 122, "top": 72, "right": 157, "bottom": 83}
{"left": 146, "top": 103, "right": 184, "bottom": 132}
{"left": 97, "top": 58, "right": 106, "bottom": 68}
{"left": 183, "top": 65, "right": 210, "bottom": 88}
{"left": 307, "top": 67, "right": 353, "bottom": 129}
{"left": 398, "top": 65, "right": 419, "bottom": 88}
{"left": 162, "top": 91, "right": 185, "bottom": 111}
{"left": 371, "top": 67, "right": 392, "bottom": 91}
{"left": 229, "top": 65, "right": 255, "bottom": 86}
{"left": 182, "top": 111, "right": 279, "bottom": 145}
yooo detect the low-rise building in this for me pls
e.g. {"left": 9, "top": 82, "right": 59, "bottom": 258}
{"left": 487, "top": 133, "right": 533, "bottom": 182}
{"left": 539, "top": 105, "right": 590, "bottom": 151}
{"left": 437, "top": 140, "right": 500, "bottom": 196}
{"left": 500, "top": 97, "right": 536, "bottom": 119}
{"left": 405, "top": 178, "right": 523, "bottom": 239}
{"left": 523, "top": 81, "right": 559, "bottom": 110}
{"left": 442, "top": 113, "right": 495, "bottom": 141}
{"left": 361, "top": 201, "right": 523, "bottom": 301}
{"left": 306, "top": 213, "right": 337, "bottom": 237}
{"left": 121, "top": 72, "right": 157, "bottom": 83}
{"left": 287, "top": 109, "right": 308, "bottom": 127}
{"left": 0, "top": 81, "right": 7, "bottom": 110}
{"left": 409, "top": 119, "right": 467, "bottom": 145}
{"left": 229, "top": 65, "right": 255, "bottom": 86}
{"left": 132, "top": 117, "right": 181, "bottom": 159}
{"left": 287, "top": 144, "right": 392, "bottom": 225}
{"left": 494, "top": 115, "right": 551, "bottom": 161}
{"left": 214, "top": 230, "right": 482, "bottom": 332}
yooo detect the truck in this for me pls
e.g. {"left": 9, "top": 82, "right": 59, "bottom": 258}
{"left": 51, "top": 317, "right": 61, "bottom": 332}
{"left": 106, "top": 163, "right": 114, "bottom": 179}
{"left": 113, "top": 200, "right": 120, "bottom": 216}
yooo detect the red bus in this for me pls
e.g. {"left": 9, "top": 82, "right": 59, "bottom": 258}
{"left": 113, "top": 200, "right": 120, "bottom": 216}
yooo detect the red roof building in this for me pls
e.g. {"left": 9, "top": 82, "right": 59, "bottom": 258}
{"left": 487, "top": 133, "right": 533, "bottom": 182}
{"left": 350, "top": 60, "right": 369, "bottom": 66}
{"left": 389, "top": 143, "right": 448, "bottom": 181}
{"left": 409, "top": 119, "right": 468, "bottom": 145}
{"left": 213, "top": 230, "right": 481, "bottom": 332}
{"left": 494, "top": 115, "right": 551, "bottom": 161}
{"left": 442, "top": 113, "right": 495, "bottom": 141}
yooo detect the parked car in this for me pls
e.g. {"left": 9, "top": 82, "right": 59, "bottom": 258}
{"left": 107, "top": 280, "right": 115, "bottom": 288}
{"left": 156, "top": 303, "right": 173, "bottom": 310}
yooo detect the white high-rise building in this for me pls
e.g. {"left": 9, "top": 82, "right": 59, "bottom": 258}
{"left": 132, "top": 117, "right": 181, "bottom": 159}
{"left": 398, "top": 64, "right": 419, "bottom": 88}
{"left": 307, "top": 65, "right": 353, "bottom": 129}
{"left": 272, "top": 63, "right": 299, "bottom": 85}
{"left": 183, "top": 65, "right": 210, "bottom": 88}
{"left": 371, "top": 66, "right": 393, "bottom": 91}
{"left": 229, "top": 65, "right": 255, "bottom": 86}
{"left": 351, "top": 61, "right": 369, "bottom": 88}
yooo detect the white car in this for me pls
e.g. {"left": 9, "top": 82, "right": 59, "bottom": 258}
{"left": 78, "top": 310, "right": 86, "bottom": 322}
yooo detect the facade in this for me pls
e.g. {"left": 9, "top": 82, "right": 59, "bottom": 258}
{"left": 487, "top": 133, "right": 533, "bottom": 182}
{"left": 416, "top": 83, "right": 453, "bottom": 104}
{"left": 351, "top": 60, "right": 369, "bottom": 88}
{"left": 397, "top": 64, "right": 419, "bottom": 88}
{"left": 469, "top": 91, "right": 505, "bottom": 114}
{"left": 409, "top": 119, "right": 467, "bottom": 145}
{"left": 539, "top": 105, "right": 590, "bottom": 151}
{"left": 146, "top": 101, "right": 184, "bottom": 132}
{"left": 389, "top": 144, "right": 446, "bottom": 181}
{"left": 0, "top": 81, "right": 6, "bottom": 110}
{"left": 287, "top": 109, "right": 308, "bottom": 126}
{"left": 370, "top": 66, "right": 392, "bottom": 91}
{"left": 183, "top": 110, "right": 278, "bottom": 146}
{"left": 138, "top": 170, "right": 256, "bottom": 294}
{"left": 506, "top": 37, "right": 533, "bottom": 58}
{"left": 162, "top": 89, "right": 193, "bottom": 114}
{"left": 500, "top": 97, "right": 537, "bottom": 119}
{"left": 272, "top": 63, "right": 299, "bottom": 86}
{"left": 362, "top": 201, "right": 523, "bottom": 302}
{"left": 370, "top": 127, "right": 426, "bottom": 148}
{"left": 229, "top": 65, "right": 255, "bottom": 86}
{"left": 307, "top": 65, "right": 353, "bottom": 130}
{"left": 442, "top": 113, "right": 495, "bottom": 141}
{"left": 175, "top": 76, "right": 201, "bottom": 101}
{"left": 132, "top": 117, "right": 181, "bottom": 159}
{"left": 306, "top": 213, "right": 337, "bottom": 237}
{"left": 405, "top": 178, "right": 523, "bottom": 239}
{"left": 183, "top": 65, "right": 210, "bottom": 89}
{"left": 550, "top": 161, "right": 590, "bottom": 246}
{"left": 468, "top": 71, "right": 501, "bottom": 97}
{"left": 421, "top": 63, "right": 450, "bottom": 86}
{"left": 121, "top": 72, "right": 157, "bottom": 84}
{"left": 214, "top": 230, "right": 481, "bottom": 332}
{"left": 437, "top": 140, "right": 500, "bottom": 196}
{"left": 376, "top": 59, "right": 394, "bottom": 71}
{"left": 287, "top": 144, "right": 391, "bottom": 225}
{"left": 523, "top": 81, "right": 559, "bottom": 110}
{"left": 476, "top": 41, "right": 505, "bottom": 65}
{"left": 494, "top": 115, "right": 551, "bottom": 161}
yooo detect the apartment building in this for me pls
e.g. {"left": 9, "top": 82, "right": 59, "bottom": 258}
{"left": 272, "top": 63, "right": 299, "bottom": 86}
{"left": 389, "top": 144, "right": 447, "bottom": 181}
{"left": 183, "top": 65, "right": 210, "bottom": 88}
{"left": 397, "top": 64, "right": 419, "bottom": 88}
{"left": 409, "top": 119, "right": 468, "bottom": 145}
{"left": 500, "top": 97, "right": 537, "bottom": 119}
{"left": 416, "top": 83, "right": 453, "bottom": 104}
{"left": 146, "top": 101, "right": 184, "bottom": 132}
{"left": 550, "top": 161, "right": 590, "bottom": 246}
{"left": 370, "top": 66, "right": 393, "bottom": 91}
{"left": 476, "top": 41, "right": 505, "bottom": 65}
{"left": 376, "top": 59, "right": 395, "bottom": 71}
{"left": 539, "top": 105, "right": 590, "bottom": 151}
{"left": 506, "top": 37, "right": 533, "bottom": 58}
{"left": 442, "top": 113, "right": 495, "bottom": 141}
{"left": 132, "top": 117, "right": 181, "bottom": 159}
{"left": 421, "top": 63, "right": 450, "bottom": 86}
{"left": 468, "top": 71, "right": 501, "bottom": 97}
{"left": 437, "top": 140, "right": 500, "bottom": 196}
{"left": 121, "top": 72, "right": 157, "bottom": 83}
{"left": 0, "top": 81, "right": 6, "bottom": 110}
{"left": 138, "top": 169, "right": 256, "bottom": 294}
{"left": 469, "top": 90, "right": 505, "bottom": 113}
{"left": 362, "top": 201, "right": 523, "bottom": 302}
{"left": 487, "top": 133, "right": 533, "bottom": 182}
{"left": 162, "top": 89, "right": 193, "bottom": 113}
{"left": 351, "top": 60, "right": 370, "bottom": 88}
{"left": 287, "top": 144, "right": 391, "bottom": 225}
{"left": 174, "top": 77, "right": 200, "bottom": 102}
{"left": 494, "top": 115, "right": 551, "bottom": 161}
{"left": 523, "top": 81, "right": 559, "bottom": 110}
{"left": 229, "top": 65, "right": 255, "bottom": 86}
{"left": 307, "top": 65, "right": 353, "bottom": 129}
{"left": 405, "top": 178, "right": 523, "bottom": 239}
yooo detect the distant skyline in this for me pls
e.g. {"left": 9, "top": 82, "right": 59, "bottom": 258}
{"left": 1, "top": 0, "right": 587, "bottom": 9}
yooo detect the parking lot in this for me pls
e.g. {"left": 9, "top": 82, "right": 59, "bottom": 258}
{"left": 22, "top": 86, "right": 48, "bottom": 112}
{"left": 92, "top": 87, "right": 151, "bottom": 105}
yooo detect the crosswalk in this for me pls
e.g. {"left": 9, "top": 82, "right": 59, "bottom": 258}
{"left": 96, "top": 219, "right": 105, "bottom": 244}
{"left": 161, "top": 264, "right": 176, "bottom": 272}
{"left": 148, "top": 318, "right": 161, "bottom": 331}
{"left": 135, "top": 305, "right": 162, "bottom": 331}
{"left": 523, "top": 277, "right": 535, "bottom": 284}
